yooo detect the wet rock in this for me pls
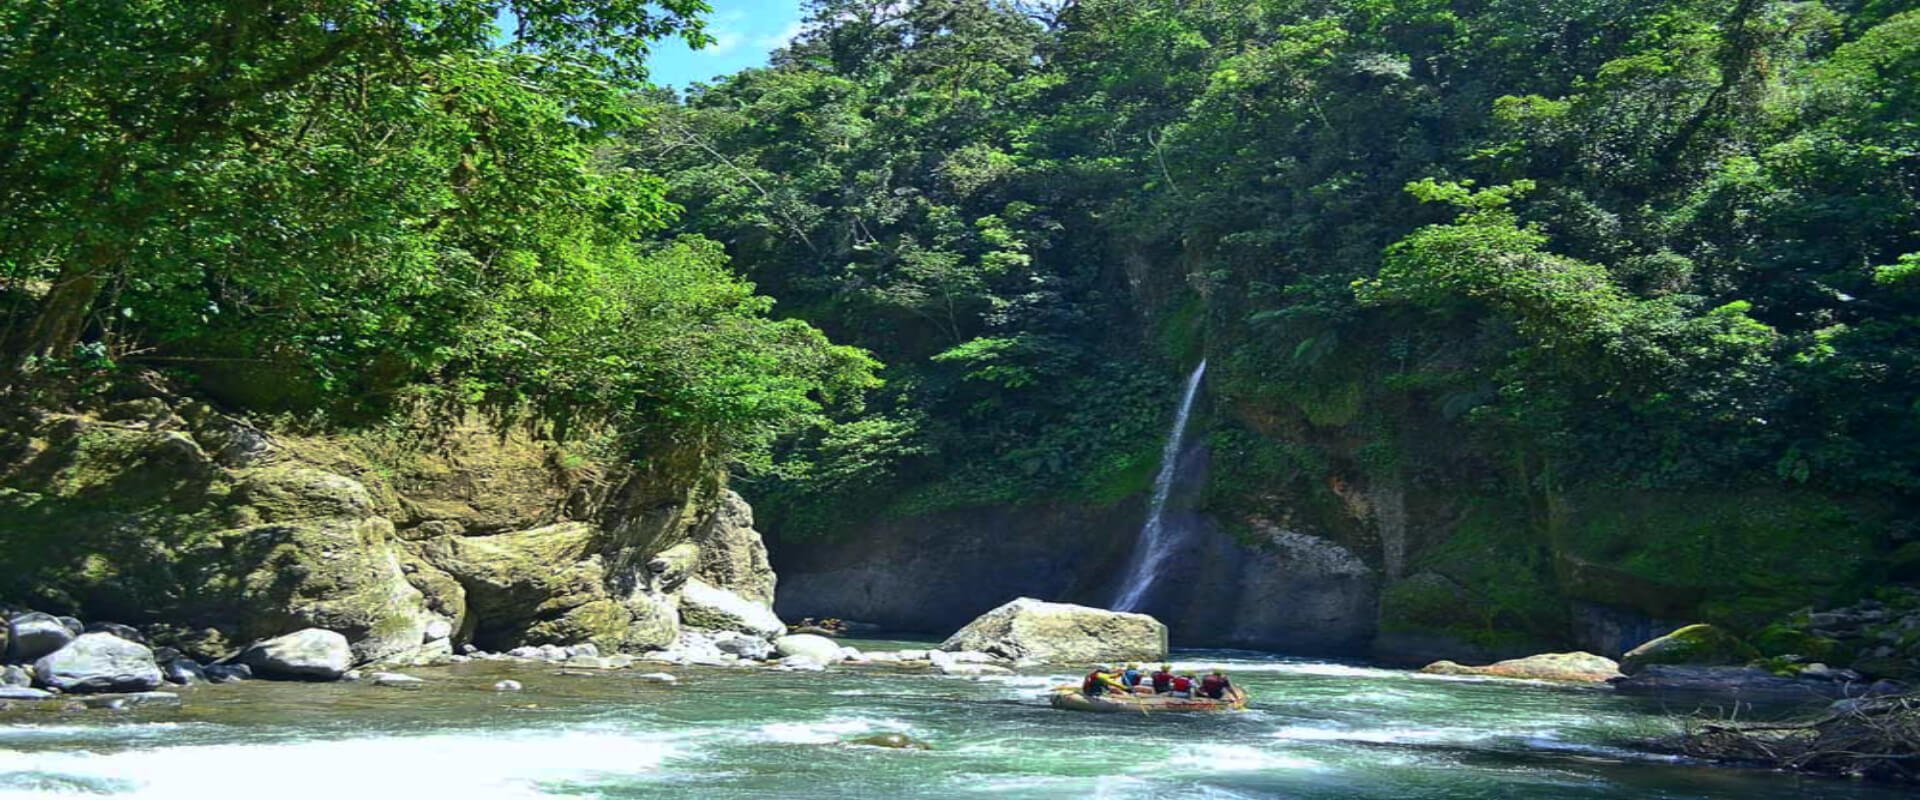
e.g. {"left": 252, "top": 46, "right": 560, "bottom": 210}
{"left": 714, "top": 634, "right": 774, "bottom": 661}
{"left": 369, "top": 672, "right": 423, "bottom": 687}
{"left": 637, "top": 672, "right": 679, "bottom": 684}
{"left": 8, "top": 612, "right": 77, "bottom": 662}
{"left": 773, "top": 634, "right": 842, "bottom": 664}
{"left": 84, "top": 622, "right": 147, "bottom": 644}
{"left": 567, "top": 643, "right": 600, "bottom": 659}
{"left": 679, "top": 578, "right": 785, "bottom": 639}
{"left": 340, "top": 670, "right": 363, "bottom": 682}
{"left": 1420, "top": 652, "right": 1622, "bottom": 684}
{"left": 77, "top": 692, "right": 180, "bottom": 710}
{"left": 848, "top": 733, "right": 931, "bottom": 750}
{"left": 839, "top": 647, "right": 865, "bottom": 662}
{"left": 33, "top": 633, "right": 164, "bottom": 693}
{"left": 204, "top": 663, "right": 252, "bottom": 683}
{"left": 56, "top": 617, "right": 84, "bottom": 636}
{"left": 236, "top": 628, "right": 352, "bottom": 680}
{"left": 493, "top": 680, "right": 523, "bottom": 692}
{"left": 161, "top": 658, "right": 207, "bottom": 685}
{"left": 938, "top": 598, "right": 1167, "bottom": 664}
{"left": 566, "top": 656, "right": 609, "bottom": 669}
{"left": 0, "top": 687, "right": 53, "bottom": 700}
{"left": 1609, "top": 665, "right": 1847, "bottom": 706}
{"left": 1619, "top": 624, "right": 1760, "bottom": 675}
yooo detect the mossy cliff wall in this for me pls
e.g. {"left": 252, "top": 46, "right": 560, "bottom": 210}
{"left": 0, "top": 379, "right": 774, "bottom": 663}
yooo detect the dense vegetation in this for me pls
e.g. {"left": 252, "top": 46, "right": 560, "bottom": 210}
{"left": 0, "top": 1, "right": 876, "bottom": 474}
{"left": 631, "top": 0, "right": 1917, "bottom": 632}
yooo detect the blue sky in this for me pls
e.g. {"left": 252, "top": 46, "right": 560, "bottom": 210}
{"left": 647, "top": 0, "right": 810, "bottom": 89}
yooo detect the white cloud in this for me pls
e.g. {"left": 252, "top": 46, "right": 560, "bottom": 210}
{"left": 702, "top": 30, "right": 744, "bottom": 55}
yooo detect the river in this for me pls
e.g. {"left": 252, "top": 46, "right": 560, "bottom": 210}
{"left": 0, "top": 640, "right": 1900, "bottom": 799}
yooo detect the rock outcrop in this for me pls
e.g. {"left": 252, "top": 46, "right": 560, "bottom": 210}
{"left": 0, "top": 381, "right": 782, "bottom": 667}
{"left": 235, "top": 628, "right": 352, "bottom": 680}
{"left": 1620, "top": 624, "right": 1761, "bottom": 674}
{"left": 939, "top": 598, "right": 1167, "bottom": 663}
{"left": 32, "top": 633, "right": 164, "bottom": 693}
{"left": 773, "top": 634, "right": 843, "bottom": 663}
{"left": 678, "top": 578, "right": 784, "bottom": 639}
{"left": 1421, "top": 651, "right": 1623, "bottom": 683}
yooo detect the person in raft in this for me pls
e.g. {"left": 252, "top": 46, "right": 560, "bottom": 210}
{"left": 1150, "top": 664, "right": 1176, "bottom": 694}
{"left": 1199, "top": 668, "right": 1234, "bottom": 700}
{"left": 1169, "top": 672, "right": 1197, "bottom": 698}
{"left": 1121, "top": 662, "right": 1143, "bottom": 689}
{"left": 1082, "top": 666, "right": 1130, "bottom": 697}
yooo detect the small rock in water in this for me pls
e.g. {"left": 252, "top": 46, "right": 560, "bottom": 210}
{"left": 538, "top": 644, "right": 567, "bottom": 662}
{"left": 636, "top": 673, "right": 678, "bottom": 684}
{"left": 779, "top": 655, "right": 826, "bottom": 672}
{"left": 370, "top": 672, "right": 423, "bottom": 687}
{"left": 460, "top": 643, "right": 479, "bottom": 655}
{"left": 162, "top": 657, "right": 207, "bottom": 685}
{"left": 848, "top": 733, "right": 931, "bottom": 750}
{"left": 567, "top": 643, "right": 600, "bottom": 659}
{"left": 77, "top": 692, "right": 180, "bottom": 710}
{"left": 493, "top": 679, "right": 523, "bottom": 692}
{"left": 236, "top": 628, "right": 351, "bottom": 681}
{"left": 204, "top": 663, "right": 252, "bottom": 683}
{"left": 565, "top": 656, "right": 608, "bottom": 670}
{"left": 0, "top": 687, "right": 53, "bottom": 700}
{"left": 604, "top": 654, "right": 634, "bottom": 669}
{"left": 508, "top": 646, "right": 542, "bottom": 660}
{"left": 839, "top": 647, "right": 865, "bottom": 662}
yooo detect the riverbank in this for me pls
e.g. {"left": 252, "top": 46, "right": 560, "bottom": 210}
{"left": 1, "top": 644, "right": 1909, "bottom": 799}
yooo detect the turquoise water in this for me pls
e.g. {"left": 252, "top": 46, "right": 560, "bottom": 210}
{"left": 0, "top": 643, "right": 1900, "bottom": 799}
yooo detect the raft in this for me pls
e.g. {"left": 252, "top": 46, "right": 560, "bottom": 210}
{"left": 1047, "top": 687, "right": 1247, "bottom": 713}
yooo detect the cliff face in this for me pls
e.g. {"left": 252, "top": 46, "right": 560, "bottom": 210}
{"left": 0, "top": 379, "right": 776, "bottom": 663}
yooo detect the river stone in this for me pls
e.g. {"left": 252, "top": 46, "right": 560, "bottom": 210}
{"left": 779, "top": 655, "right": 826, "bottom": 671}
{"left": 78, "top": 692, "right": 181, "bottom": 710}
{"left": 848, "top": 733, "right": 931, "bottom": 750}
{"left": 370, "top": 672, "right": 423, "bottom": 687}
{"left": 33, "top": 633, "right": 165, "bottom": 693}
{"left": 1, "top": 665, "right": 31, "bottom": 688}
{"left": 236, "top": 628, "right": 352, "bottom": 680}
{"left": 715, "top": 634, "right": 774, "bottom": 661}
{"left": 161, "top": 658, "right": 207, "bottom": 685}
{"left": 56, "top": 617, "right": 84, "bottom": 636}
{"left": 679, "top": 578, "right": 785, "bottom": 639}
{"left": 204, "top": 663, "right": 252, "bottom": 683}
{"left": 1419, "top": 652, "right": 1622, "bottom": 684}
{"left": 938, "top": 598, "right": 1167, "bottom": 664}
{"left": 567, "top": 643, "right": 600, "bottom": 659}
{"left": 1619, "top": 624, "right": 1761, "bottom": 675}
{"left": 8, "top": 612, "right": 76, "bottom": 662}
{"left": 1609, "top": 665, "right": 1847, "bottom": 705}
{"left": 0, "top": 687, "right": 53, "bottom": 700}
{"left": 493, "top": 679, "right": 523, "bottom": 691}
{"left": 774, "top": 634, "right": 843, "bottom": 663}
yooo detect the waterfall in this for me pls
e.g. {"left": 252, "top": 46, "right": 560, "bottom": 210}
{"left": 1112, "top": 359, "right": 1207, "bottom": 612}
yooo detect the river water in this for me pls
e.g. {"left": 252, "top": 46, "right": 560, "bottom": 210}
{"left": 0, "top": 640, "right": 1901, "bottom": 799}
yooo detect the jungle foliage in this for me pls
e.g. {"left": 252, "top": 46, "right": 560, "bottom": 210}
{"left": 0, "top": 1, "right": 877, "bottom": 472}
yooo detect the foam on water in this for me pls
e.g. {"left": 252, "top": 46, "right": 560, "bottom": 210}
{"left": 1271, "top": 724, "right": 1501, "bottom": 745}
{"left": 1160, "top": 745, "right": 1321, "bottom": 772}
{"left": 0, "top": 728, "right": 683, "bottom": 799}
{"left": 747, "top": 715, "right": 917, "bottom": 745}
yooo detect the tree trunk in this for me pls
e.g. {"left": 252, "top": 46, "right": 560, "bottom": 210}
{"left": 12, "top": 263, "right": 101, "bottom": 371}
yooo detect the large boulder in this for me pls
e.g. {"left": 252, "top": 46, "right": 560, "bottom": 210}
{"left": 1609, "top": 665, "right": 1850, "bottom": 707}
{"left": 1620, "top": 624, "right": 1761, "bottom": 675}
{"left": 678, "top": 578, "right": 784, "bottom": 639}
{"left": 236, "top": 628, "right": 352, "bottom": 680}
{"left": 7, "top": 612, "right": 75, "bottom": 663}
{"left": 1420, "top": 652, "right": 1623, "bottom": 684}
{"left": 773, "top": 634, "right": 843, "bottom": 663}
{"left": 688, "top": 490, "right": 777, "bottom": 606}
{"left": 938, "top": 598, "right": 1167, "bottom": 663}
{"left": 32, "top": 633, "right": 164, "bottom": 693}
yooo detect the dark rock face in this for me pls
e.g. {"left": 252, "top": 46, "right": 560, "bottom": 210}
{"left": 204, "top": 663, "right": 252, "bottom": 683}
{"left": 1608, "top": 665, "right": 1869, "bottom": 709}
{"left": 161, "top": 658, "right": 207, "bottom": 685}
{"left": 768, "top": 498, "right": 1380, "bottom": 654}
{"left": 84, "top": 622, "right": 147, "bottom": 644}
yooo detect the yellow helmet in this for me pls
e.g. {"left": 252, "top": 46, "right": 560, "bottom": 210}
{"left": 1160, "top": 664, "right": 1172, "bottom": 671}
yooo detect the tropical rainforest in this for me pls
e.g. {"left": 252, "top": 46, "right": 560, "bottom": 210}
{"left": 2, "top": 0, "right": 1918, "bottom": 651}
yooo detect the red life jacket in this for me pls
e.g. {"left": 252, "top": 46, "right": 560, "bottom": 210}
{"left": 1200, "top": 675, "right": 1231, "bottom": 697}
{"left": 1170, "top": 676, "right": 1194, "bottom": 692}
{"left": 1150, "top": 670, "right": 1175, "bottom": 692}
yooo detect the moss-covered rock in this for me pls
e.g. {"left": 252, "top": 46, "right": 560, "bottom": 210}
{"left": 1619, "top": 624, "right": 1762, "bottom": 675}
